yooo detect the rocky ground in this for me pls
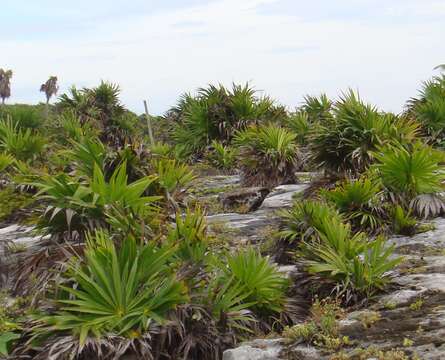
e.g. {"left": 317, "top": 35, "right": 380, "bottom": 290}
{"left": 1, "top": 174, "right": 445, "bottom": 359}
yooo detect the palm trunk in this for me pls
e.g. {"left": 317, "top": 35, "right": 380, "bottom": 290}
{"left": 45, "top": 98, "right": 49, "bottom": 120}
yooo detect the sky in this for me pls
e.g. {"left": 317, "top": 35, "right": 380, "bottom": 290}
{"left": 1, "top": 0, "right": 445, "bottom": 115}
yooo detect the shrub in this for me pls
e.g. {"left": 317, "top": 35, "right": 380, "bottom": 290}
{"left": 234, "top": 124, "right": 298, "bottom": 187}
{"left": 151, "top": 158, "right": 195, "bottom": 206}
{"left": 171, "top": 83, "right": 284, "bottom": 158}
{"left": 57, "top": 111, "right": 98, "bottom": 144}
{"left": 372, "top": 141, "right": 445, "bottom": 216}
{"left": 303, "top": 218, "right": 402, "bottom": 300}
{"left": 207, "top": 140, "right": 238, "bottom": 171}
{"left": 283, "top": 298, "right": 346, "bottom": 350}
{"left": 0, "top": 152, "right": 14, "bottom": 173}
{"left": 286, "top": 111, "right": 310, "bottom": 145}
{"left": 301, "top": 94, "right": 333, "bottom": 123}
{"left": 407, "top": 74, "right": 445, "bottom": 146}
{"left": 279, "top": 200, "right": 342, "bottom": 242}
{"left": 219, "top": 248, "right": 289, "bottom": 314}
{"left": 0, "top": 104, "right": 45, "bottom": 129}
{"left": 321, "top": 176, "right": 384, "bottom": 231}
{"left": 33, "top": 162, "right": 159, "bottom": 241}
{"left": 167, "top": 207, "right": 209, "bottom": 263}
{"left": 29, "top": 231, "right": 186, "bottom": 358}
{"left": 66, "top": 137, "right": 107, "bottom": 179}
{"left": 310, "top": 90, "right": 418, "bottom": 174}
{"left": 57, "top": 82, "right": 140, "bottom": 148}
{"left": 0, "top": 119, "right": 46, "bottom": 161}
{"left": 391, "top": 205, "right": 417, "bottom": 235}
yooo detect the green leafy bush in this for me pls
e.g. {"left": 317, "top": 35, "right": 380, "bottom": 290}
{"left": 0, "top": 152, "right": 14, "bottom": 173}
{"left": 391, "top": 205, "right": 417, "bottom": 235}
{"left": 207, "top": 140, "right": 238, "bottom": 171}
{"left": 234, "top": 124, "right": 298, "bottom": 187}
{"left": 286, "top": 112, "right": 310, "bottom": 145}
{"left": 0, "top": 104, "right": 45, "bottom": 129}
{"left": 151, "top": 158, "right": 195, "bottom": 205}
{"left": 407, "top": 74, "right": 445, "bottom": 146}
{"left": 167, "top": 207, "right": 209, "bottom": 263}
{"left": 303, "top": 218, "right": 402, "bottom": 300}
{"left": 279, "top": 200, "right": 342, "bottom": 242}
{"left": 372, "top": 142, "right": 445, "bottom": 217}
{"left": 34, "top": 162, "right": 159, "bottom": 240}
{"left": 171, "top": 83, "right": 284, "bottom": 158}
{"left": 321, "top": 176, "right": 383, "bottom": 230}
{"left": 0, "top": 119, "right": 46, "bottom": 161}
{"left": 310, "top": 90, "right": 418, "bottom": 174}
{"left": 32, "top": 231, "right": 185, "bottom": 354}
{"left": 219, "top": 248, "right": 289, "bottom": 314}
{"left": 301, "top": 94, "right": 333, "bottom": 123}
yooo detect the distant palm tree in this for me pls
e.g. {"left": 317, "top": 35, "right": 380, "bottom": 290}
{"left": 0, "top": 69, "right": 13, "bottom": 105}
{"left": 40, "top": 76, "right": 59, "bottom": 118}
{"left": 434, "top": 64, "right": 445, "bottom": 72}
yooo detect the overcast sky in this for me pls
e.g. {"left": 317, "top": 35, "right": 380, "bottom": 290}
{"left": 2, "top": 0, "right": 445, "bottom": 115}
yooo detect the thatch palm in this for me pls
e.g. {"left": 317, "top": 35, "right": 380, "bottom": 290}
{"left": 0, "top": 69, "right": 13, "bottom": 105}
{"left": 40, "top": 76, "right": 59, "bottom": 118}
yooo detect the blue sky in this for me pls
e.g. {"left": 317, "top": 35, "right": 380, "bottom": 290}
{"left": 2, "top": 0, "right": 445, "bottom": 114}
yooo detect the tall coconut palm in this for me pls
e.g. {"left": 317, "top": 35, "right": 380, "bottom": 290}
{"left": 40, "top": 76, "right": 59, "bottom": 118}
{"left": 0, "top": 69, "right": 13, "bottom": 105}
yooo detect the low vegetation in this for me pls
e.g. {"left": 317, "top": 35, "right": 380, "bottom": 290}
{"left": 0, "top": 68, "right": 443, "bottom": 359}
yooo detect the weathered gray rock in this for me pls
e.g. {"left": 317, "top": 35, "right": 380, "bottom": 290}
{"left": 207, "top": 183, "right": 307, "bottom": 245}
{"left": 223, "top": 339, "right": 283, "bottom": 360}
{"left": 219, "top": 187, "right": 270, "bottom": 212}
{"left": 260, "top": 184, "right": 308, "bottom": 209}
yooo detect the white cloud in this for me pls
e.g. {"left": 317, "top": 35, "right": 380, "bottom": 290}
{"left": 2, "top": 0, "right": 445, "bottom": 114}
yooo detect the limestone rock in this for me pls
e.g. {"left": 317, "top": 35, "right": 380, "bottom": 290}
{"left": 222, "top": 339, "right": 283, "bottom": 360}
{"left": 219, "top": 187, "right": 270, "bottom": 212}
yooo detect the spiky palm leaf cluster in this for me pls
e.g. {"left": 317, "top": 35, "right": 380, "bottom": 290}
{"left": 310, "top": 90, "right": 419, "bottom": 175}
{"left": 406, "top": 74, "right": 445, "bottom": 147}
{"left": 372, "top": 141, "right": 445, "bottom": 217}
{"left": 171, "top": 83, "right": 285, "bottom": 158}
{"left": 279, "top": 200, "right": 402, "bottom": 302}
{"left": 14, "top": 228, "right": 295, "bottom": 360}
{"left": 321, "top": 176, "right": 384, "bottom": 231}
{"left": 234, "top": 123, "right": 299, "bottom": 187}
{"left": 57, "top": 82, "right": 139, "bottom": 148}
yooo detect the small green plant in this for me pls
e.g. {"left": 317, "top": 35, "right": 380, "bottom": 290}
{"left": 279, "top": 200, "right": 342, "bottom": 242}
{"left": 384, "top": 301, "right": 397, "bottom": 310}
{"left": 356, "top": 310, "right": 381, "bottom": 328}
{"left": 286, "top": 111, "right": 310, "bottom": 145}
{"left": 392, "top": 205, "right": 417, "bottom": 235}
{"left": 234, "top": 123, "right": 299, "bottom": 187}
{"left": 0, "top": 152, "right": 14, "bottom": 172}
{"left": 0, "top": 118, "right": 46, "bottom": 161}
{"left": 283, "top": 298, "right": 348, "bottom": 350}
{"left": 207, "top": 140, "right": 238, "bottom": 170}
{"left": 402, "top": 338, "right": 414, "bottom": 347}
{"left": 32, "top": 231, "right": 186, "bottom": 349}
{"left": 0, "top": 332, "right": 21, "bottom": 356}
{"left": 34, "top": 162, "right": 159, "bottom": 240}
{"left": 409, "top": 298, "right": 424, "bottom": 311}
{"left": 220, "top": 248, "right": 289, "bottom": 314}
{"left": 321, "top": 176, "right": 383, "bottom": 230}
{"left": 152, "top": 158, "right": 195, "bottom": 200}
{"left": 167, "top": 207, "right": 209, "bottom": 263}
{"left": 303, "top": 218, "right": 403, "bottom": 300}
{"left": 0, "top": 186, "right": 35, "bottom": 222}
{"left": 372, "top": 142, "right": 445, "bottom": 216}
